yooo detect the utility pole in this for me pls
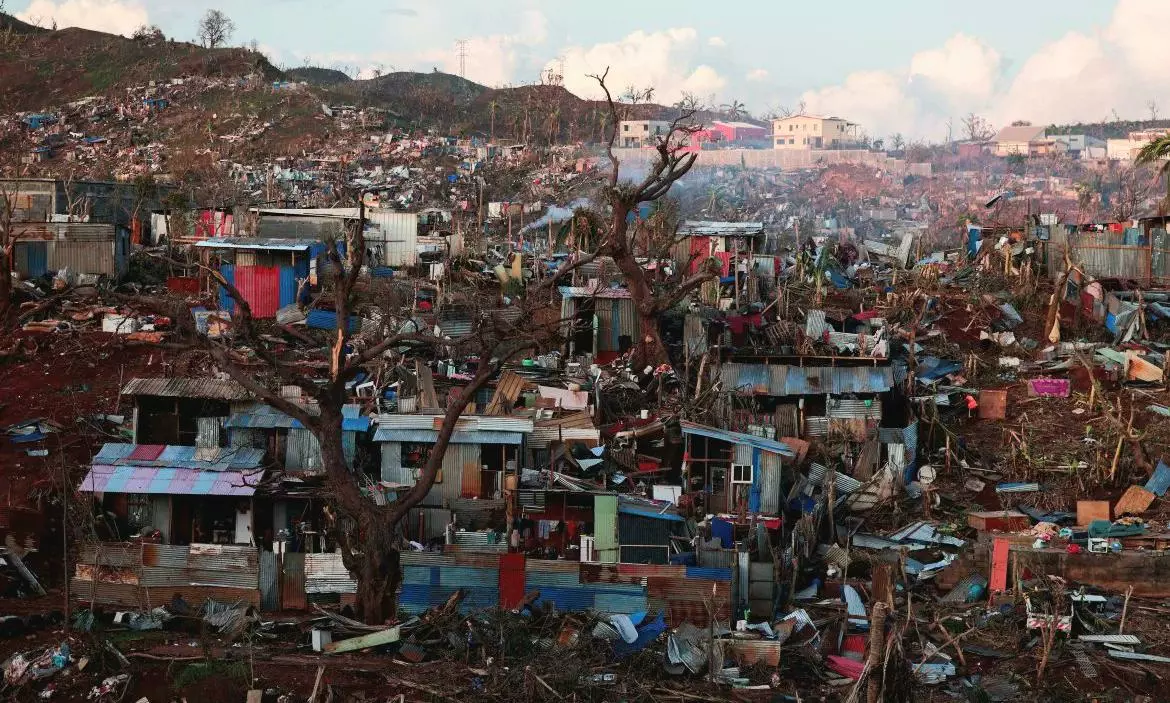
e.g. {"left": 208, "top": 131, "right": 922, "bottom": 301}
{"left": 456, "top": 40, "right": 469, "bottom": 79}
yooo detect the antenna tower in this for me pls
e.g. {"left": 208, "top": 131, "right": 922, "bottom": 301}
{"left": 456, "top": 40, "right": 469, "bottom": 78}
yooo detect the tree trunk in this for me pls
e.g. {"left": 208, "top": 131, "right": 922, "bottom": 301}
{"left": 355, "top": 531, "right": 400, "bottom": 624}
{"left": 316, "top": 402, "right": 403, "bottom": 624}
{"left": 0, "top": 249, "right": 13, "bottom": 323}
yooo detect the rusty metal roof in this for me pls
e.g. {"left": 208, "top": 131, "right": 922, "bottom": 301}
{"left": 121, "top": 377, "right": 252, "bottom": 401}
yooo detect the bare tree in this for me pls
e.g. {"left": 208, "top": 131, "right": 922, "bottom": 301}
{"left": 961, "top": 112, "right": 995, "bottom": 142}
{"left": 592, "top": 68, "right": 719, "bottom": 366}
{"left": 1110, "top": 164, "right": 1155, "bottom": 221}
{"left": 196, "top": 9, "right": 235, "bottom": 49}
{"left": 133, "top": 194, "right": 598, "bottom": 624}
{"left": 0, "top": 178, "right": 24, "bottom": 322}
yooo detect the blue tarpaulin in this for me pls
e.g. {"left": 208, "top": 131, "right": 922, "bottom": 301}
{"left": 1146, "top": 461, "right": 1170, "bottom": 497}
{"left": 612, "top": 613, "right": 666, "bottom": 659}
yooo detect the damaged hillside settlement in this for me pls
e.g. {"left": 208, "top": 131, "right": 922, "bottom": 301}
{"left": 8, "top": 30, "right": 1170, "bottom": 703}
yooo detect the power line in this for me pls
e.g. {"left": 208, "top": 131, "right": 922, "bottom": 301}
{"left": 456, "top": 40, "right": 469, "bottom": 79}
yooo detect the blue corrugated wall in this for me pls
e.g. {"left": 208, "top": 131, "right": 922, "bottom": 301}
{"left": 278, "top": 266, "right": 298, "bottom": 308}
{"left": 218, "top": 264, "right": 236, "bottom": 312}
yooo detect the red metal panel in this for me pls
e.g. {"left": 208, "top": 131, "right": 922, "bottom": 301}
{"left": 715, "top": 251, "right": 733, "bottom": 276}
{"left": 499, "top": 553, "right": 526, "bottom": 609}
{"left": 688, "top": 236, "right": 711, "bottom": 274}
{"left": 990, "top": 537, "right": 1010, "bottom": 593}
{"left": 234, "top": 265, "right": 281, "bottom": 318}
{"left": 129, "top": 445, "right": 165, "bottom": 461}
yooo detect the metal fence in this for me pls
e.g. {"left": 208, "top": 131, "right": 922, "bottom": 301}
{"left": 1053, "top": 229, "right": 1170, "bottom": 284}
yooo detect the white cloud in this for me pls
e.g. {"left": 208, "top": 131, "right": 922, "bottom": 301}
{"left": 795, "top": 0, "right": 1170, "bottom": 140}
{"left": 746, "top": 68, "right": 769, "bottom": 82}
{"left": 315, "top": 8, "right": 547, "bottom": 87}
{"left": 707, "top": 36, "right": 726, "bottom": 47}
{"left": 16, "top": 0, "right": 147, "bottom": 36}
{"left": 552, "top": 28, "right": 726, "bottom": 104}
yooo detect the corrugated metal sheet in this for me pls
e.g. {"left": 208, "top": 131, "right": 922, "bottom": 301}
{"left": 774, "top": 405, "right": 800, "bottom": 438}
{"left": 282, "top": 552, "right": 307, "bottom": 609}
{"left": 79, "top": 466, "right": 261, "bottom": 496}
{"left": 373, "top": 429, "right": 523, "bottom": 445}
{"left": 593, "top": 495, "right": 619, "bottom": 564}
{"left": 759, "top": 451, "right": 783, "bottom": 515}
{"left": 373, "top": 414, "right": 533, "bottom": 433}
{"left": 807, "top": 463, "right": 863, "bottom": 494}
{"left": 805, "top": 310, "right": 828, "bottom": 338}
{"left": 437, "top": 443, "right": 480, "bottom": 506}
{"left": 77, "top": 542, "right": 261, "bottom": 604}
{"left": 195, "top": 417, "right": 223, "bottom": 448}
{"left": 50, "top": 240, "right": 116, "bottom": 276}
{"left": 365, "top": 209, "right": 418, "bottom": 266}
{"left": 827, "top": 398, "right": 882, "bottom": 420}
{"left": 219, "top": 264, "right": 235, "bottom": 312}
{"left": 79, "top": 542, "right": 142, "bottom": 567}
{"left": 285, "top": 428, "right": 323, "bottom": 473}
{"left": 680, "top": 421, "right": 794, "bottom": 457}
{"left": 613, "top": 298, "right": 639, "bottom": 350}
{"left": 305, "top": 553, "right": 357, "bottom": 594}
{"left": 305, "top": 309, "right": 359, "bottom": 331}
{"left": 233, "top": 265, "right": 281, "bottom": 318}
{"left": 721, "top": 363, "right": 894, "bottom": 396}
{"left": 679, "top": 221, "right": 764, "bottom": 237}
{"left": 122, "top": 377, "right": 251, "bottom": 400}
{"left": 15, "top": 241, "right": 48, "bottom": 277}
{"left": 259, "top": 550, "right": 279, "bottom": 611}
{"left": 279, "top": 266, "right": 298, "bottom": 307}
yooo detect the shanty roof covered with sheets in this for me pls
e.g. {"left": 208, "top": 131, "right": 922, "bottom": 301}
{"left": 79, "top": 443, "right": 265, "bottom": 496}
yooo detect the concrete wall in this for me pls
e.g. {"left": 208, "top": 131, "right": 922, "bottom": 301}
{"left": 613, "top": 147, "right": 926, "bottom": 173}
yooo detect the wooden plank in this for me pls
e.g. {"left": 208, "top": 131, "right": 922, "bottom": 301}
{"left": 1115, "top": 485, "right": 1157, "bottom": 517}
{"left": 990, "top": 537, "right": 1010, "bottom": 593}
{"left": 968, "top": 510, "right": 1030, "bottom": 532}
{"left": 415, "top": 359, "right": 438, "bottom": 410}
{"left": 323, "top": 625, "right": 401, "bottom": 654}
{"left": 485, "top": 370, "right": 526, "bottom": 415}
{"left": 1077, "top": 501, "right": 1111, "bottom": 526}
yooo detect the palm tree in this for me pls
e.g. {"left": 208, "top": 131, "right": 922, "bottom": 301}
{"left": 721, "top": 100, "right": 747, "bottom": 121}
{"left": 1137, "top": 134, "right": 1170, "bottom": 202}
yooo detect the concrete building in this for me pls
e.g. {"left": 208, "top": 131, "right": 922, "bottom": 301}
{"left": 1048, "top": 134, "right": 1106, "bottom": 157}
{"left": 991, "top": 125, "right": 1049, "bottom": 157}
{"left": 1107, "top": 129, "right": 1170, "bottom": 162}
{"left": 618, "top": 120, "right": 673, "bottom": 148}
{"left": 771, "top": 115, "right": 856, "bottom": 150}
{"left": 709, "top": 120, "right": 769, "bottom": 143}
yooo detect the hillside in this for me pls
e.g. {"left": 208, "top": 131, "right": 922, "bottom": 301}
{"left": 0, "top": 11, "right": 46, "bottom": 34}
{"left": 0, "top": 18, "right": 280, "bottom": 113}
{"left": 1047, "top": 117, "right": 1170, "bottom": 140}
{"left": 285, "top": 66, "right": 352, "bottom": 87}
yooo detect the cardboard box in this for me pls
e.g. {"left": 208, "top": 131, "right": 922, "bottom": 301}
{"left": 1076, "top": 500, "right": 1111, "bottom": 526}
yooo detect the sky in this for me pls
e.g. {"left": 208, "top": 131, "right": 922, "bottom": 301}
{"left": 10, "top": 0, "right": 1170, "bottom": 141}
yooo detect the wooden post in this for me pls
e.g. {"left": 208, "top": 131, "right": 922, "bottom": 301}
{"left": 866, "top": 601, "right": 888, "bottom": 703}
{"left": 1120, "top": 585, "right": 1134, "bottom": 633}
